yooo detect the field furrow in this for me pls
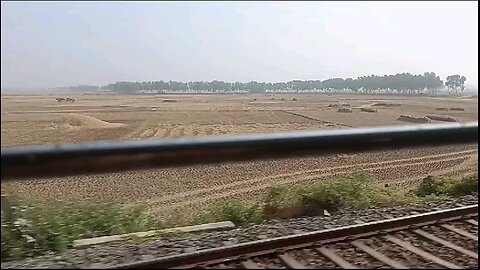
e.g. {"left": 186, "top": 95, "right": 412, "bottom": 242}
{"left": 2, "top": 93, "right": 477, "bottom": 225}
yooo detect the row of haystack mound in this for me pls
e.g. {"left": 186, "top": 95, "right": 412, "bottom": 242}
{"left": 330, "top": 102, "right": 395, "bottom": 113}
{"left": 328, "top": 103, "right": 351, "bottom": 107}
{"left": 360, "top": 107, "right": 377, "bottom": 113}
{"left": 436, "top": 107, "right": 465, "bottom": 111}
{"left": 371, "top": 102, "right": 402, "bottom": 107}
{"left": 397, "top": 114, "right": 458, "bottom": 123}
{"left": 333, "top": 104, "right": 377, "bottom": 113}
{"left": 397, "top": 115, "right": 431, "bottom": 123}
{"left": 337, "top": 107, "right": 352, "bottom": 113}
{"left": 426, "top": 115, "right": 458, "bottom": 122}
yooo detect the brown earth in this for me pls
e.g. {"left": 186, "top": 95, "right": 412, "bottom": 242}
{"left": 1, "top": 93, "right": 478, "bottom": 225}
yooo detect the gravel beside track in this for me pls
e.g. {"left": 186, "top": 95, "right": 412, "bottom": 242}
{"left": 393, "top": 231, "right": 477, "bottom": 268}
{"left": 359, "top": 237, "right": 441, "bottom": 269}
{"left": 1, "top": 195, "right": 477, "bottom": 269}
{"left": 327, "top": 242, "right": 387, "bottom": 269}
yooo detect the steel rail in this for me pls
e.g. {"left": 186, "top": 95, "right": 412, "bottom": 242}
{"left": 103, "top": 204, "right": 478, "bottom": 269}
{"left": 1, "top": 122, "right": 477, "bottom": 180}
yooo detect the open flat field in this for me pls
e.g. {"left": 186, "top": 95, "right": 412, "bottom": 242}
{"left": 1, "top": 93, "right": 478, "bottom": 225}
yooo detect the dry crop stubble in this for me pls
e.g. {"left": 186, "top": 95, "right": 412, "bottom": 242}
{"left": 1, "top": 94, "right": 478, "bottom": 224}
{"left": 6, "top": 144, "right": 477, "bottom": 225}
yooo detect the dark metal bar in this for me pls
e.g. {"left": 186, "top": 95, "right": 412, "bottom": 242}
{"left": 1, "top": 122, "right": 477, "bottom": 180}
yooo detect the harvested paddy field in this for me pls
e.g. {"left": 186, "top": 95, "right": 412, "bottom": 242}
{"left": 1, "top": 93, "right": 478, "bottom": 225}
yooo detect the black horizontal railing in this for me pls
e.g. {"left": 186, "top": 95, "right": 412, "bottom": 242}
{"left": 1, "top": 122, "right": 478, "bottom": 181}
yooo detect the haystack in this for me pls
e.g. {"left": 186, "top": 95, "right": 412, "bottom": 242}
{"left": 360, "top": 107, "right": 377, "bottom": 113}
{"left": 163, "top": 99, "right": 178, "bottom": 103}
{"left": 337, "top": 108, "right": 353, "bottom": 113}
{"left": 372, "top": 102, "right": 401, "bottom": 107}
{"left": 62, "top": 113, "right": 125, "bottom": 129}
{"left": 397, "top": 115, "right": 431, "bottom": 123}
{"left": 372, "top": 102, "right": 388, "bottom": 106}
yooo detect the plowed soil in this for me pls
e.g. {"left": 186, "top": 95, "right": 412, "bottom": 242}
{"left": 1, "top": 93, "right": 477, "bottom": 225}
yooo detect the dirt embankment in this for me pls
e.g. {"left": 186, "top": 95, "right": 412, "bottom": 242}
{"left": 61, "top": 113, "right": 126, "bottom": 129}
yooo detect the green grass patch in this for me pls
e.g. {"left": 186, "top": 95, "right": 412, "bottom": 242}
{"left": 196, "top": 200, "right": 264, "bottom": 226}
{"left": 204, "top": 173, "right": 418, "bottom": 225}
{"left": 265, "top": 173, "right": 416, "bottom": 217}
{"left": 203, "top": 172, "right": 477, "bottom": 226}
{"left": 414, "top": 173, "right": 478, "bottom": 197}
{"left": 1, "top": 198, "right": 162, "bottom": 261}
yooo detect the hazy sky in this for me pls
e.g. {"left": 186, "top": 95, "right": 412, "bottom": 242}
{"left": 1, "top": 1, "right": 478, "bottom": 88}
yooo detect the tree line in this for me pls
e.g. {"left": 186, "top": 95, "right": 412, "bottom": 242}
{"left": 85, "top": 72, "right": 467, "bottom": 95}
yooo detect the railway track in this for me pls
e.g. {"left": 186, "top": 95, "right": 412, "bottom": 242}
{"left": 105, "top": 205, "right": 478, "bottom": 269}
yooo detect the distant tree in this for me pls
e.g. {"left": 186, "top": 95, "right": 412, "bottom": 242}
{"left": 459, "top": 76, "right": 467, "bottom": 94}
{"left": 446, "top": 75, "right": 467, "bottom": 95}
{"left": 97, "top": 72, "right": 456, "bottom": 95}
{"left": 422, "top": 72, "right": 443, "bottom": 95}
